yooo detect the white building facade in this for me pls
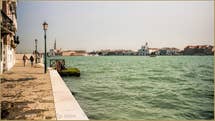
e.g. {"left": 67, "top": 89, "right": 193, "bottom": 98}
{"left": 138, "top": 42, "right": 149, "bottom": 56}
{"left": 48, "top": 49, "right": 56, "bottom": 57}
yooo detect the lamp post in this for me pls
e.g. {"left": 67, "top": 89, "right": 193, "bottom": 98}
{"left": 35, "top": 39, "right": 38, "bottom": 63}
{"left": 42, "top": 22, "right": 48, "bottom": 73}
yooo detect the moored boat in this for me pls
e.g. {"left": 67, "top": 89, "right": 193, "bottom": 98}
{"left": 50, "top": 59, "right": 81, "bottom": 77}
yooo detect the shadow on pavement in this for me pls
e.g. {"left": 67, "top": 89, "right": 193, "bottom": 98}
{"left": 1, "top": 101, "right": 48, "bottom": 120}
{"left": 1, "top": 77, "right": 37, "bottom": 83}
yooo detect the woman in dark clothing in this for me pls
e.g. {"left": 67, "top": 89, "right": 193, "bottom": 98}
{"left": 30, "top": 55, "right": 34, "bottom": 67}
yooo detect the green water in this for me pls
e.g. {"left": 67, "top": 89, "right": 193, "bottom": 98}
{"left": 49, "top": 56, "right": 214, "bottom": 120}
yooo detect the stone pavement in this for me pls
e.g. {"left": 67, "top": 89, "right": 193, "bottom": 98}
{"left": 0, "top": 61, "right": 56, "bottom": 120}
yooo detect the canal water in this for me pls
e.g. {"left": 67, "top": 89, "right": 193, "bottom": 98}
{"left": 48, "top": 56, "right": 214, "bottom": 120}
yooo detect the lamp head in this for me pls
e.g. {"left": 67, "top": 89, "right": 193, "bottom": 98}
{"left": 43, "top": 22, "right": 48, "bottom": 30}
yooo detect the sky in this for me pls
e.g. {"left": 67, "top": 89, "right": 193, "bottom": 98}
{"left": 16, "top": 1, "right": 214, "bottom": 53}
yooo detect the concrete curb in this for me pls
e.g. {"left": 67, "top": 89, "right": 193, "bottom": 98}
{"left": 49, "top": 69, "right": 89, "bottom": 120}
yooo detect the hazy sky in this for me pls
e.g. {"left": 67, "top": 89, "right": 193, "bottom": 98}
{"left": 17, "top": 1, "right": 214, "bottom": 53}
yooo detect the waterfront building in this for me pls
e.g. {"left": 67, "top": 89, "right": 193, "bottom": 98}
{"left": 88, "top": 51, "right": 97, "bottom": 56}
{"left": 92, "top": 49, "right": 137, "bottom": 56}
{"left": 123, "top": 50, "right": 137, "bottom": 56}
{"left": 0, "top": 0, "right": 19, "bottom": 73}
{"left": 149, "top": 48, "right": 159, "bottom": 55}
{"left": 48, "top": 48, "right": 63, "bottom": 56}
{"left": 171, "top": 48, "right": 180, "bottom": 55}
{"left": 48, "top": 39, "right": 63, "bottom": 56}
{"left": 48, "top": 39, "right": 56, "bottom": 56}
{"left": 183, "top": 45, "right": 213, "bottom": 55}
{"left": 54, "top": 39, "right": 56, "bottom": 50}
{"left": 73, "top": 50, "right": 88, "bottom": 56}
{"left": 62, "top": 50, "right": 87, "bottom": 56}
{"left": 138, "top": 42, "right": 149, "bottom": 56}
{"left": 61, "top": 50, "right": 75, "bottom": 56}
{"left": 159, "top": 47, "right": 180, "bottom": 55}
{"left": 49, "top": 49, "right": 56, "bottom": 56}
{"left": 159, "top": 48, "right": 170, "bottom": 55}
{"left": 55, "top": 49, "right": 63, "bottom": 56}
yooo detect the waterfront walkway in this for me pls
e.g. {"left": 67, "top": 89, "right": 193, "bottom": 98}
{"left": 0, "top": 61, "right": 56, "bottom": 120}
{"left": 50, "top": 70, "right": 89, "bottom": 120}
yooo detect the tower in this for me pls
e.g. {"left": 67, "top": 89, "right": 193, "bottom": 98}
{"left": 54, "top": 38, "right": 56, "bottom": 50}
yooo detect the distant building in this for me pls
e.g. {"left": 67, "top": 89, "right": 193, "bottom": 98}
{"left": 138, "top": 42, "right": 149, "bottom": 56}
{"left": 123, "top": 50, "right": 137, "bottom": 56}
{"left": 88, "top": 51, "right": 97, "bottom": 56}
{"left": 92, "top": 49, "right": 137, "bottom": 56}
{"left": 1, "top": 0, "right": 19, "bottom": 73}
{"left": 62, "top": 50, "right": 75, "bottom": 56}
{"left": 54, "top": 39, "right": 56, "bottom": 50}
{"left": 183, "top": 45, "right": 213, "bottom": 55}
{"left": 73, "top": 50, "right": 88, "bottom": 56}
{"left": 159, "top": 47, "right": 180, "bottom": 55}
{"left": 55, "top": 49, "right": 63, "bottom": 56}
{"left": 149, "top": 48, "right": 159, "bottom": 55}
{"left": 49, "top": 49, "right": 55, "bottom": 56}
{"left": 62, "top": 50, "right": 87, "bottom": 56}
{"left": 48, "top": 39, "right": 63, "bottom": 56}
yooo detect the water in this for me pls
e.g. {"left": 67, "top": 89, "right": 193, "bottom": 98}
{"left": 48, "top": 56, "right": 214, "bottom": 120}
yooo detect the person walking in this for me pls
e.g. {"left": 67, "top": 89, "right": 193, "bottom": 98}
{"left": 30, "top": 55, "right": 34, "bottom": 67}
{"left": 23, "top": 54, "right": 28, "bottom": 67}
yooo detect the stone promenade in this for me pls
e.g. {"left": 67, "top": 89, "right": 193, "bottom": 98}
{"left": 0, "top": 61, "right": 56, "bottom": 120}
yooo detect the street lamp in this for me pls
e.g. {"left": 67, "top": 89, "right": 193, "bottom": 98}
{"left": 35, "top": 39, "right": 38, "bottom": 63}
{"left": 43, "top": 21, "right": 48, "bottom": 73}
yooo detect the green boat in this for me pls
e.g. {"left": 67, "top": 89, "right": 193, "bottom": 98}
{"left": 58, "top": 68, "right": 80, "bottom": 76}
{"left": 50, "top": 59, "right": 80, "bottom": 77}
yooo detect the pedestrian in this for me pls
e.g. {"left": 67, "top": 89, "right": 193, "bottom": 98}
{"left": 56, "top": 61, "right": 62, "bottom": 72}
{"left": 30, "top": 55, "right": 34, "bottom": 67}
{"left": 23, "top": 54, "right": 28, "bottom": 67}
